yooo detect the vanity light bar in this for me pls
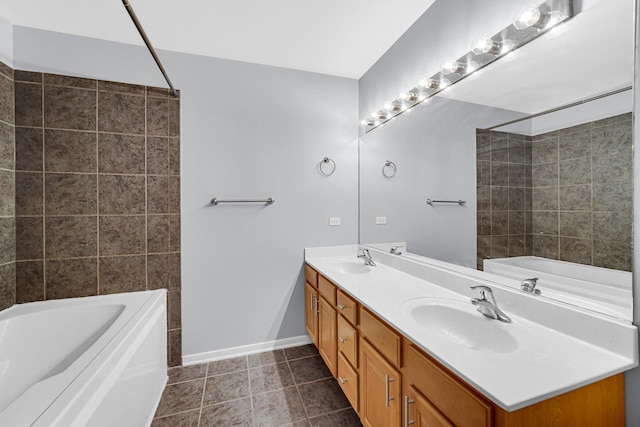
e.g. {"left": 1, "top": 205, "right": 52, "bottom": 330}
{"left": 360, "top": 0, "right": 573, "bottom": 133}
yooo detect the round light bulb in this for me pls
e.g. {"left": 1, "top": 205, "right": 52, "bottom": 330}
{"left": 514, "top": 4, "right": 542, "bottom": 29}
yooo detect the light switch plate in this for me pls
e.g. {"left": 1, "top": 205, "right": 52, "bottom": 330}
{"left": 329, "top": 217, "right": 341, "bottom": 226}
{"left": 376, "top": 216, "right": 387, "bottom": 225}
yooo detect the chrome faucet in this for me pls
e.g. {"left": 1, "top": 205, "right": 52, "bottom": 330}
{"left": 390, "top": 246, "right": 402, "bottom": 255}
{"left": 358, "top": 249, "right": 376, "bottom": 266}
{"left": 521, "top": 277, "right": 541, "bottom": 295}
{"left": 470, "top": 285, "right": 511, "bottom": 323}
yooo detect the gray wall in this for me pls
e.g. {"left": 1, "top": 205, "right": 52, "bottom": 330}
{"left": 11, "top": 27, "right": 359, "bottom": 360}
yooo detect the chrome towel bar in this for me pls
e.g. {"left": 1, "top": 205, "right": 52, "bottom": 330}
{"left": 426, "top": 199, "right": 466, "bottom": 206}
{"left": 211, "top": 198, "right": 275, "bottom": 206}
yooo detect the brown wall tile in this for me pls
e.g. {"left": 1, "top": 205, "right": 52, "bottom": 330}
{"left": 593, "top": 211, "right": 631, "bottom": 242}
{"left": 169, "top": 137, "right": 180, "bottom": 175}
{"left": 44, "top": 74, "right": 96, "bottom": 89}
{"left": 98, "top": 80, "right": 146, "bottom": 95}
{"left": 98, "top": 92, "right": 145, "bottom": 134}
{"left": 46, "top": 257, "right": 98, "bottom": 299}
{"left": 170, "top": 253, "right": 181, "bottom": 291}
{"left": 0, "top": 61, "right": 13, "bottom": 79}
{"left": 593, "top": 240, "right": 632, "bottom": 271}
{"left": 168, "top": 290, "right": 181, "bottom": 329}
{"left": 559, "top": 237, "right": 592, "bottom": 265}
{"left": 15, "top": 172, "right": 43, "bottom": 215}
{"left": 16, "top": 216, "right": 43, "bottom": 260}
{"left": 99, "top": 175, "right": 146, "bottom": 214}
{"left": 44, "top": 129, "right": 96, "bottom": 172}
{"left": 148, "top": 175, "right": 169, "bottom": 213}
{"left": 16, "top": 260, "right": 44, "bottom": 303}
{"left": 15, "top": 127, "right": 43, "bottom": 171}
{"left": 170, "top": 176, "right": 181, "bottom": 214}
{"left": 148, "top": 136, "right": 169, "bottom": 175}
{"left": 98, "top": 133, "right": 145, "bottom": 174}
{"left": 169, "top": 329, "right": 182, "bottom": 367}
{"left": 0, "top": 263, "right": 16, "bottom": 310}
{"left": 148, "top": 253, "right": 170, "bottom": 289}
{"left": 0, "top": 170, "right": 15, "bottom": 216}
{"left": 45, "top": 173, "right": 97, "bottom": 215}
{"left": 559, "top": 130, "right": 591, "bottom": 160}
{"left": 99, "top": 255, "right": 146, "bottom": 294}
{"left": 14, "top": 71, "right": 41, "bottom": 83}
{"left": 148, "top": 215, "right": 170, "bottom": 253}
{"left": 147, "top": 97, "right": 169, "bottom": 136}
{"left": 0, "top": 217, "right": 16, "bottom": 264}
{"left": 169, "top": 99, "right": 180, "bottom": 137}
{"left": 0, "top": 121, "right": 15, "bottom": 170}
{"left": 45, "top": 216, "right": 97, "bottom": 258}
{"left": 14, "top": 83, "right": 42, "bottom": 127}
{"left": 0, "top": 75, "right": 16, "bottom": 125}
{"left": 44, "top": 86, "right": 96, "bottom": 130}
{"left": 170, "top": 215, "right": 181, "bottom": 253}
{"left": 98, "top": 215, "right": 146, "bottom": 256}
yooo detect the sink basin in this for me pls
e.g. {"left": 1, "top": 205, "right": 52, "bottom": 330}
{"left": 325, "top": 261, "right": 371, "bottom": 275}
{"left": 402, "top": 298, "right": 518, "bottom": 354}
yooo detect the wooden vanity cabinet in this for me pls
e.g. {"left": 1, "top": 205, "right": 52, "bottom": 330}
{"left": 360, "top": 338, "right": 401, "bottom": 427}
{"left": 304, "top": 266, "right": 319, "bottom": 347}
{"left": 304, "top": 282, "right": 319, "bottom": 347}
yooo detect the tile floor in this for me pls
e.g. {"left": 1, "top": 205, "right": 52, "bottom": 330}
{"left": 152, "top": 344, "right": 362, "bottom": 427}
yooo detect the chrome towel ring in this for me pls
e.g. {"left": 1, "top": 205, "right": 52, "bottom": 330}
{"left": 319, "top": 157, "right": 336, "bottom": 176}
{"left": 382, "top": 160, "right": 397, "bottom": 178}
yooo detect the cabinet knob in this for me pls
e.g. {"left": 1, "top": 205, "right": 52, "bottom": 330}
{"left": 339, "top": 376, "right": 348, "bottom": 384}
{"left": 337, "top": 304, "right": 346, "bottom": 310}
{"left": 338, "top": 336, "right": 347, "bottom": 343}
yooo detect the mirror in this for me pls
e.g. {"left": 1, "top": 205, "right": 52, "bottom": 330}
{"left": 359, "top": 0, "right": 634, "bottom": 320}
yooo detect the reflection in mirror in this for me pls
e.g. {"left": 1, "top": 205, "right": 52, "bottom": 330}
{"left": 358, "top": 0, "right": 633, "bottom": 320}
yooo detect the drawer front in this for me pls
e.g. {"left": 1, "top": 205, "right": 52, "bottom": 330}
{"left": 318, "top": 275, "right": 337, "bottom": 305}
{"left": 405, "top": 343, "right": 492, "bottom": 427}
{"left": 337, "top": 352, "right": 359, "bottom": 412}
{"left": 305, "top": 264, "right": 318, "bottom": 288}
{"left": 360, "top": 308, "right": 401, "bottom": 367}
{"left": 337, "top": 315, "right": 358, "bottom": 367}
{"left": 336, "top": 290, "right": 357, "bottom": 326}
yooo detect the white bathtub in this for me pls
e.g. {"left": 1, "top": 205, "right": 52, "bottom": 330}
{"left": 0, "top": 289, "right": 167, "bottom": 427}
{"left": 484, "top": 256, "right": 632, "bottom": 321}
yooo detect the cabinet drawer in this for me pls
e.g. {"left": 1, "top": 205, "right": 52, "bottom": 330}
{"left": 318, "top": 275, "right": 336, "bottom": 305}
{"left": 305, "top": 264, "right": 318, "bottom": 288}
{"left": 337, "top": 315, "right": 358, "bottom": 367}
{"left": 405, "top": 342, "right": 492, "bottom": 427}
{"left": 336, "top": 290, "right": 357, "bottom": 326}
{"left": 337, "top": 353, "right": 359, "bottom": 412}
{"left": 360, "top": 308, "right": 401, "bottom": 367}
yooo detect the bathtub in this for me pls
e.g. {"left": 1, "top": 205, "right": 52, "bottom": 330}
{"left": 483, "top": 256, "right": 632, "bottom": 321}
{"left": 0, "top": 289, "right": 167, "bottom": 427}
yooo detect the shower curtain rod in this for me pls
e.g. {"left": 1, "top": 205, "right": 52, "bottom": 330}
{"left": 122, "top": 0, "right": 178, "bottom": 97}
{"left": 484, "top": 86, "right": 632, "bottom": 131}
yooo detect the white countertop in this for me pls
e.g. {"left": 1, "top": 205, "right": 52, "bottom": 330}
{"left": 305, "top": 245, "right": 638, "bottom": 412}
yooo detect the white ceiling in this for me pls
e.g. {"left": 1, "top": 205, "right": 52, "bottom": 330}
{"left": 0, "top": 0, "right": 436, "bottom": 79}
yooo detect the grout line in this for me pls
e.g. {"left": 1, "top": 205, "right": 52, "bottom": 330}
{"left": 196, "top": 362, "right": 209, "bottom": 427}
{"left": 95, "top": 80, "right": 100, "bottom": 296}
{"left": 41, "top": 79, "right": 46, "bottom": 300}
{"left": 247, "top": 356, "right": 256, "bottom": 427}
{"left": 285, "top": 352, "right": 311, "bottom": 425}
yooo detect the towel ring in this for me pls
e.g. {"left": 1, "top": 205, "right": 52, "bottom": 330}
{"left": 382, "top": 160, "right": 397, "bottom": 178}
{"left": 319, "top": 157, "right": 336, "bottom": 176}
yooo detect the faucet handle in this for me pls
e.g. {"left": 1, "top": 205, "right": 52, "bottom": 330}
{"left": 470, "top": 285, "right": 496, "bottom": 303}
{"left": 521, "top": 278, "right": 541, "bottom": 295}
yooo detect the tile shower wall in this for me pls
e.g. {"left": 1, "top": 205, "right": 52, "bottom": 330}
{"left": 0, "top": 60, "right": 15, "bottom": 311}
{"left": 13, "top": 71, "right": 182, "bottom": 365}
{"left": 476, "top": 129, "right": 533, "bottom": 269}
{"left": 477, "top": 113, "right": 633, "bottom": 272}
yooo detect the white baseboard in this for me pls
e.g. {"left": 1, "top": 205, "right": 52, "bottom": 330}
{"left": 182, "top": 335, "right": 313, "bottom": 366}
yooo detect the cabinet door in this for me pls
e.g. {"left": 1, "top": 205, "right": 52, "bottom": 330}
{"left": 318, "top": 296, "right": 338, "bottom": 377}
{"left": 305, "top": 282, "right": 319, "bottom": 347}
{"left": 404, "top": 386, "right": 453, "bottom": 427}
{"left": 360, "top": 338, "right": 400, "bottom": 427}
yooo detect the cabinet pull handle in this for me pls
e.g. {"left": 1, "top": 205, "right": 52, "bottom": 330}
{"left": 310, "top": 294, "right": 315, "bottom": 312}
{"left": 337, "top": 304, "right": 346, "bottom": 310}
{"left": 338, "top": 336, "right": 346, "bottom": 343}
{"left": 339, "top": 376, "right": 348, "bottom": 384}
{"left": 315, "top": 297, "right": 320, "bottom": 314}
{"left": 385, "top": 375, "right": 395, "bottom": 407}
{"left": 404, "top": 395, "right": 415, "bottom": 427}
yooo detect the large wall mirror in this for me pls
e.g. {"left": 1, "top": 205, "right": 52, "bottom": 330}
{"left": 359, "top": 0, "right": 634, "bottom": 320}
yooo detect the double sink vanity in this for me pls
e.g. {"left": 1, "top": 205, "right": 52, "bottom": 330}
{"left": 304, "top": 245, "right": 638, "bottom": 426}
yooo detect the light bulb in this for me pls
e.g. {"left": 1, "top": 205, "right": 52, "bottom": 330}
{"left": 418, "top": 78, "right": 440, "bottom": 89}
{"left": 385, "top": 102, "right": 403, "bottom": 113}
{"left": 472, "top": 37, "right": 513, "bottom": 55}
{"left": 440, "top": 58, "right": 478, "bottom": 75}
{"left": 361, "top": 118, "right": 375, "bottom": 127}
{"left": 513, "top": 4, "right": 542, "bottom": 29}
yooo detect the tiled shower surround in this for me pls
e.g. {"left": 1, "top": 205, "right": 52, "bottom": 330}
{"left": 0, "top": 61, "right": 15, "bottom": 311}
{"left": 477, "top": 113, "right": 633, "bottom": 272}
{"left": 5, "top": 67, "right": 182, "bottom": 365}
